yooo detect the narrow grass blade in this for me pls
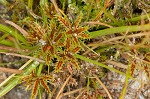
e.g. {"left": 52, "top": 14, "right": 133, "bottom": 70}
{"left": 90, "top": 24, "right": 150, "bottom": 38}
{"left": 0, "top": 61, "right": 40, "bottom": 97}
{"left": 119, "top": 64, "right": 131, "bottom": 99}
{"left": 0, "top": 24, "right": 27, "bottom": 44}
{"left": 0, "top": 40, "right": 15, "bottom": 47}
{"left": 75, "top": 54, "right": 134, "bottom": 79}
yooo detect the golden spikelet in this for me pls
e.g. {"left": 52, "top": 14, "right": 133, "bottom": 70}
{"left": 40, "top": 79, "right": 51, "bottom": 93}
{"left": 31, "top": 80, "right": 39, "bottom": 99}
{"left": 55, "top": 60, "right": 64, "bottom": 72}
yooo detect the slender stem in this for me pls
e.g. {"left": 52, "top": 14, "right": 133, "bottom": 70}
{"left": 50, "top": 0, "right": 60, "bottom": 14}
{"left": 0, "top": 59, "right": 32, "bottom": 88}
{"left": 5, "top": 20, "right": 29, "bottom": 37}
{"left": 55, "top": 75, "right": 72, "bottom": 99}
{"left": 93, "top": 74, "right": 112, "bottom": 99}
{"left": 119, "top": 64, "right": 131, "bottom": 99}
{"left": 0, "top": 52, "right": 45, "bottom": 63}
{"left": 0, "top": 60, "right": 39, "bottom": 97}
{"left": 75, "top": 88, "right": 87, "bottom": 99}
{"left": 37, "top": 64, "right": 43, "bottom": 76}
{"left": 88, "top": 31, "right": 150, "bottom": 47}
{"left": 0, "top": 45, "right": 28, "bottom": 53}
{"left": 0, "top": 67, "right": 23, "bottom": 74}
{"left": 75, "top": 54, "right": 125, "bottom": 75}
{"left": 58, "top": 88, "right": 85, "bottom": 99}
{"left": 90, "top": 24, "right": 150, "bottom": 38}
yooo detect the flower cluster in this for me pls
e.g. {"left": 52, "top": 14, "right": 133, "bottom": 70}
{"left": 23, "top": 13, "right": 89, "bottom": 72}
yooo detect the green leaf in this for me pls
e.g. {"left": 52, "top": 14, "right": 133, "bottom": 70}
{"left": 90, "top": 24, "right": 150, "bottom": 38}
{"left": 0, "top": 61, "right": 40, "bottom": 97}
{"left": 0, "top": 24, "right": 27, "bottom": 44}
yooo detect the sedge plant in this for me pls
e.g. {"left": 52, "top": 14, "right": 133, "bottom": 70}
{"left": 0, "top": 0, "right": 150, "bottom": 99}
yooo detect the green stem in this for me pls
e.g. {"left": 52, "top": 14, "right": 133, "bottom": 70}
{"left": 111, "top": 13, "right": 150, "bottom": 26}
{"left": 119, "top": 64, "right": 131, "bottom": 99}
{"left": 0, "top": 33, "right": 9, "bottom": 42}
{"left": 0, "top": 40, "right": 15, "bottom": 47}
{"left": 90, "top": 24, "right": 150, "bottom": 38}
{"left": 37, "top": 64, "right": 43, "bottom": 76}
{"left": 0, "top": 24, "right": 27, "bottom": 44}
{"left": 75, "top": 54, "right": 134, "bottom": 80}
{"left": 0, "top": 61, "right": 39, "bottom": 97}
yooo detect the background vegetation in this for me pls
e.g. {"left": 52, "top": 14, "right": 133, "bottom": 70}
{"left": 0, "top": 0, "right": 150, "bottom": 99}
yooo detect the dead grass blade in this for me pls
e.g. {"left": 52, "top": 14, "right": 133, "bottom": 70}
{"left": 5, "top": 20, "right": 29, "bottom": 37}
{"left": 93, "top": 74, "right": 112, "bottom": 99}
{"left": 58, "top": 88, "right": 85, "bottom": 99}
{"left": 0, "top": 52, "right": 45, "bottom": 63}
{"left": 0, "top": 67, "right": 23, "bottom": 74}
{"left": 55, "top": 75, "right": 72, "bottom": 99}
{"left": 85, "top": 21, "right": 113, "bottom": 28}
